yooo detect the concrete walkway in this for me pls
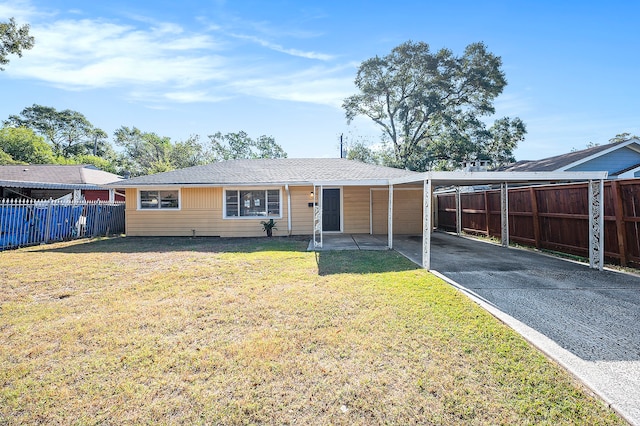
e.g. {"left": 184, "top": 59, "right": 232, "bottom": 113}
{"left": 307, "top": 234, "right": 389, "bottom": 251}
{"left": 393, "top": 232, "right": 640, "bottom": 425}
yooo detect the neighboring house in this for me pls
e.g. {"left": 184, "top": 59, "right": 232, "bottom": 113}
{"left": 110, "top": 158, "right": 424, "bottom": 238}
{"left": 499, "top": 138, "right": 640, "bottom": 179}
{"left": 0, "top": 164, "right": 124, "bottom": 201}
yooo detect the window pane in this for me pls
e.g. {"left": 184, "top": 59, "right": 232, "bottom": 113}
{"left": 240, "top": 190, "right": 266, "bottom": 216}
{"left": 160, "top": 191, "right": 179, "bottom": 208}
{"left": 267, "top": 190, "right": 279, "bottom": 215}
{"left": 226, "top": 190, "right": 239, "bottom": 217}
{"left": 140, "top": 191, "right": 159, "bottom": 209}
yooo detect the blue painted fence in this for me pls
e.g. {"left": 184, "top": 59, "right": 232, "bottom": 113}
{"left": 0, "top": 199, "right": 125, "bottom": 251}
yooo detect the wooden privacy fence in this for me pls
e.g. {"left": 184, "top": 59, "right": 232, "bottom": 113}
{"left": 436, "top": 178, "right": 640, "bottom": 268}
{"left": 0, "top": 199, "right": 125, "bottom": 251}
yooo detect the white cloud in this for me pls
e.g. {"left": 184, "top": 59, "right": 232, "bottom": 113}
{"left": 9, "top": 17, "right": 226, "bottom": 89}
{"left": 230, "top": 65, "right": 356, "bottom": 108}
{"left": 2, "top": 0, "right": 353, "bottom": 109}
{"left": 229, "top": 33, "right": 335, "bottom": 61}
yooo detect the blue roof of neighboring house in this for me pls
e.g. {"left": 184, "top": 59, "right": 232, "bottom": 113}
{"left": 499, "top": 138, "right": 640, "bottom": 178}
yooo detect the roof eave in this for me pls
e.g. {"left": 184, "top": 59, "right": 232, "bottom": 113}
{"left": 389, "top": 171, "right": 608, "bottom": 186}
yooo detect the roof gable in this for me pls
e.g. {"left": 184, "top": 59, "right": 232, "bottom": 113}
{"left": 116, "top": 158, "right": 420, "bottom": 186}
{"left": 500, "top": 138, "right": 640, "bottom": 173}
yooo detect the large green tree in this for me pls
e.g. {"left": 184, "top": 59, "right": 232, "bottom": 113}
{"left": 4, "top": 105, "right": 108, "bottom": 158}
{"left": 0, "top": 18, "right": 35, "bottom": 70}
{"left": 113, "top": 126, "right": 175, "bottom": 176}
{"left": 343, "top": 41, "right": 524, "bottom": 171}
{"left": 169, "top": 135, "right": 209, "bottom": 169}
{"left": 0, "top": 126, "right": 55, "bottom": 164}
{"left": 208, "top": 131, "right": 287, "bottom": 161}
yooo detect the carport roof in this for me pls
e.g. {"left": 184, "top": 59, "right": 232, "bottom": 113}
{"left": 388, "top": 170, "right": 608, "bottom": 186}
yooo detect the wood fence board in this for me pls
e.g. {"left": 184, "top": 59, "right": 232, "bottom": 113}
{"left": 436, "top": 178, "right": 640, "bottom": 268}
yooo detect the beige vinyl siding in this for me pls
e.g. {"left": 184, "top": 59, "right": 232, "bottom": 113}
{"left": 125, "top": 187, "right": 223, "bottom": 237}
{"left": 343, "top": 186, "right": 373, "bottom": 233}
{"left": 124, "top": 184, "right": 421, "bottom": 237}
{"left": 372, "top": 188, "right": 423, "bottom": 235}
{"left": 289, "top": 186, "right": 314, "bottom": 235}
{"left": 126, "top": 186, "right": 296, "bottom": 237}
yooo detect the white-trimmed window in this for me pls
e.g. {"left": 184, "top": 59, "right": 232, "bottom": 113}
{"left": 225, "top": 189, "right": 280, "bottom": 218}
{"left": 139, "top": 190, "right": 180, "bottom": 210}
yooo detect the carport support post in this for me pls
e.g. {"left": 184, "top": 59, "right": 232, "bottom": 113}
{"left": 313, "top": 184, "right": 323, "bottom": 249}
{"left": 588, "top": 179, "right": 604, "bottom": 270}
{"left": 500, "top": 182, "right": 509, "bottom": 248}
{"left": 455, "top": 187, "right": 462, "bottom": 236}
{"left": 387, "top": 184, "right": 394, "bottom": 249}
{"left": 423, "top": 178, "right": 432, "bottom": 270}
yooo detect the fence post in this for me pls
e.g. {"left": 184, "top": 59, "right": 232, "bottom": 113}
{"left": 484, "top": 191, "right": 490, "bottom": 236}
{"left": 44, "top": 198, "right": 53, "bottom": 243}
{"left": 529, "top": 186, "right": 541, "bottom": 249}
{"left": 455, "top": 187, "right": 461, "bottom": 236}
{"left": 92, "top": 201, "right": 100, "bottom": 237}
{"left": 612, "top": 181, "right": 628, "bottom": 267}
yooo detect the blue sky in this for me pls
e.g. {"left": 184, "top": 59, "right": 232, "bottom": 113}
{"left": 1, "top": 0, "right": 639, "bottom": 161}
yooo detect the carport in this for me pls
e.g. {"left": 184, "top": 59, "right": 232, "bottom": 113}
{"left": 310, "top": 170, "right": 607, "bottom": 270}
{"left": 386, "top": 171, "right": 608, "bottom": 270}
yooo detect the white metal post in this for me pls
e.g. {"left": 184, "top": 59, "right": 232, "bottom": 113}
{"left": 388, "top": 184, "right": 394, "bottom": 249}
{"left": 455, "top": 187, "right": 462, "bottom": 236}
{"left": 501, "top": 182, "right": 509, "bottom": 247}
{"left": 313, "top": 185, "right": 323, "bottom": 249}
{"left": 423, "top": 179, "right": 432, "bottom": 270}
{"left": 588, "top": 179, "right": 604, "bottom": 270}
{"left": 319, "top": 185, "right": 323, "bottom": 248}
{"left": 285, "top": 184, "right": 292, "bottom": 235}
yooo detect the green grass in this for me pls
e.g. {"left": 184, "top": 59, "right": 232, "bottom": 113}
{"left": 0, "top": 236, "right": 625, "bottom": 425}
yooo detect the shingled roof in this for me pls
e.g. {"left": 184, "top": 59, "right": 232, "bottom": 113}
{"left": 0, "top": 164, "right": 122, "bottom": 189}
{"left": 498, "top": 139, "right": 639, "bottom": 172}
{"left": 115, "top": 158, "right": 419, "bottom": 186}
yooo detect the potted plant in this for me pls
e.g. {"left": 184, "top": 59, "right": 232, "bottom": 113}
{"left": 260, "top": 219, "right": 278, "bottom": 237}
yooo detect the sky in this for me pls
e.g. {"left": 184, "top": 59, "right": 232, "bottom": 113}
{"left": 1, "top": 0, "right": 639, "bottom": 162}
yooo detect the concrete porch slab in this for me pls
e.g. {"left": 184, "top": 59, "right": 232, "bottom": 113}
{"left": 307, "top": 234, "right": 389, "bottom": 251}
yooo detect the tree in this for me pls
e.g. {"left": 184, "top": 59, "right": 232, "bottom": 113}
{"left": 254, "top": 135, "right": 287, "bottom": 159}
{"left": 208, "top": 131, "right": 287, "bottom": 160}
{"left": 169, "top": 135, "right": 209, "bottom": 169}
{"left": 73, "top": 154, "right": 119, "bottom": 174}
{"left": 0, "top": 149, "right": 18, "bottom": 164}
{"left": 343, "top": 41, "right": 515, "bottom": 171}
{"left": 4, "top": 105, "right": 108, "bottom": 158}
{"left": 0, "top": 126, "right": 55, "bottom": 164}
{"left": 476, "top": 117, "right": 526, "bottom": 169}
{"left": 609, "top": 133, "right": 639, "bottom": 144}
{"left": 346, "top": 141, "right": 381, "bottom": 164}
{"left": 0, "top": 18, "right": 35, "bottom": 70}
{"left": 113, "top": 126, "right": 174, "bottom": 176}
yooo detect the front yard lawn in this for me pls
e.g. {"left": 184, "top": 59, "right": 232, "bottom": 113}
{"left": 0, "top": 237, "right": 624, "bottom": 424}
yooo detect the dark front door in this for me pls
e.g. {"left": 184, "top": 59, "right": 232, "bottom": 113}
{"left": 322, "top": 188, "right": 341, "bottom": 232}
